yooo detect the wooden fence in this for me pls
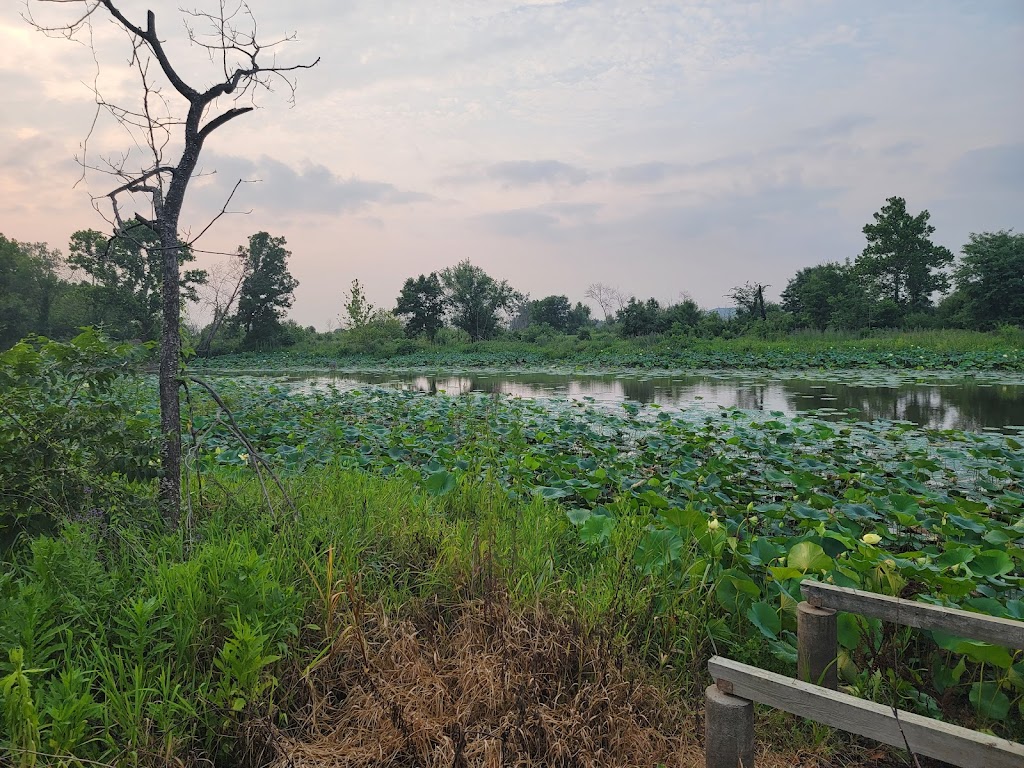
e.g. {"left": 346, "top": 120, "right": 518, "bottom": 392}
{"left": 704, "top": 581, "right": 1024, "bottom": 768}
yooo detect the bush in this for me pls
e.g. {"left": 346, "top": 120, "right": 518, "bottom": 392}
{"left": 0, "top": 330, "right": 159, "bottom": 545}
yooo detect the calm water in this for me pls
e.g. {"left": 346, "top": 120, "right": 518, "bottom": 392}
{"left": 239, "top": 369, "right": 1024, "bottom": 433}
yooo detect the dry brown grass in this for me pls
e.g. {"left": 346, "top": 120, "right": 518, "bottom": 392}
{"left": 251, "top": 591, "right": 906, "bottom": 768}
{"left": 264, "top": 593, "right": 687, "bottom": 767}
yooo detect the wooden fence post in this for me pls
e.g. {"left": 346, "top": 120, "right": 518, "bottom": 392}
{"left": 797, "top": 601, "right": 838, "bottom": 690}
{"left": 705, "top": 683, "right": 755, "bottom": 768}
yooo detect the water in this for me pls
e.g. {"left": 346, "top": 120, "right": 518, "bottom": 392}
{"left": 227, "top": 369, "right": 1024, "bottom": 433}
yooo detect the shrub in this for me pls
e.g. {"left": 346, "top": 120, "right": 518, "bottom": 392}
{"left": 0, "top": 329, "right": 158, "bottom": 544}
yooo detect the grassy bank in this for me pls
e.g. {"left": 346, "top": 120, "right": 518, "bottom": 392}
{"left": 2, "top": 469, "right": 844, "bottom": 767}
{"left": 3, "top": 333, "right": 1022, "bottom": 765}
{"left": 196, "top": 327, "right": 1024, "bottom": 372}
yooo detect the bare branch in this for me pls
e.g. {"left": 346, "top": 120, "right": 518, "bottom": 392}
{"left": 105, "top": 166, "right": 176, "bottom": 198}
{"left": 27, "top": 0, "right": 317, "bottom": 528}
{"left": 198, "top": 105, "right": 254, "bottom": 140}
{"left": 186, "top": 177, "right": 252, "bottom": 246}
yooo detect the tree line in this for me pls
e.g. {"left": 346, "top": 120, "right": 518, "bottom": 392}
{"left": 0, "top": 221, "right": 298, "bottom": 352}
{"left": 2, "top": 196, "right": 1021, "bottom": 353}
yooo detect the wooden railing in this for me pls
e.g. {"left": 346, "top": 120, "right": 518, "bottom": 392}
{"left": 704, "top": 581, "right": 1024, "bottom": 768}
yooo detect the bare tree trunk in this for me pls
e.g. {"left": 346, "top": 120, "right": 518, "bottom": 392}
{"left": 29, "top": 0, "right": 317, "bottom": 529}
{"left": 159, "top": 220, "right": 182, "bottom": 527}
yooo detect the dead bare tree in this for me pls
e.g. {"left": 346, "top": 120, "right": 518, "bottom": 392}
{"left": 584, "top": 282, "right": 626, "bottom": 323}
{"left": 26, "top": 0, "right": 318, "bottom": 527}
{"left": 195, "top": 251, "right": 248, "bottom": 357}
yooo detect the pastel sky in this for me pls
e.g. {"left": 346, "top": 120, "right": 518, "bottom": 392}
{"left": 2, "top": 0, "right": 1022, "bottom": 329}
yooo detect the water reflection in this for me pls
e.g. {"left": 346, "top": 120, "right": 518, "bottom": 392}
{"left": 261, "top": 371, "right": 1024, "bottom": 433}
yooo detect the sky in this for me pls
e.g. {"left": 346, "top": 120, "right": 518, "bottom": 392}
{"left": 1, "top": 0, "right": 1022, "bottom": 329}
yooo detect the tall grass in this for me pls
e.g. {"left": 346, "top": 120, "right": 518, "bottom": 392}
{"left": 0, "top": 468, "right": 732, "bottom": 765}
{"left": 202, "top": 326, "right": 1024, "bottom": 372}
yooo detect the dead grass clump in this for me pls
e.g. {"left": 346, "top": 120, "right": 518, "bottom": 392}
{"left": 264, "top": 595, "right": 696, "bottom": 767}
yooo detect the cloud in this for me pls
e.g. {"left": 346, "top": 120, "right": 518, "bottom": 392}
{"left": 610, "top": 162, "right": 680, "bottom": 185}
{"left": 474, "top": 208, "right": 561, "bottom": 238}
{"left": 608, "top": 115, "right": 875, "bottom": 188}
{"left": 3, "top": 0, "right": 1022, "bottom": 326}
{"left": 625, "top": 179, "right": 846, "bottom": 241}
{"left": 880, "top": 140, "right": 920, "bottom": 158}
{"left": 472, "top": 200, "right": 601, "bottom": 239}
{"left": 442, "top": 159, "right": 591, "bottom": 187}
{"left": 486, "top": 160, "right": 589, "bottom": 186}
{"left": 794, "top": 114, "right": 873, "bottom": 143}
{"left": 190, "top": 153, "right": 430, "bottom": 216}
{"left": 948, "top": 143, "right": 1024, "bottom": 193}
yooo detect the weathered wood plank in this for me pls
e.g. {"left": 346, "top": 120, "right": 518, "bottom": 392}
{"left": 797, "top": 601, "right": 838, "bottom": 690}
{"left": 708, "top": 656, "right": 1024, "bottom": 768}
{"left": 801, "top": 581, "right": 1024, "bottom": 650}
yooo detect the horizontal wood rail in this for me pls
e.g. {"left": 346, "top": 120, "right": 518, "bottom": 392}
{"left": 800, "top": 581, "right": 1024, "bottom": 649}
{"left": 708, "top": 656, "right": 1024, "bottom": 768}
{"left": 704, "top": 581, "right": 1024, "bottom": 767}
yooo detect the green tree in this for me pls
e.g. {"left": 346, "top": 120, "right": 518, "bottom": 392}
{"left": 342, "top": 278, "right": 375, "bottom": 329}
{"left": 660, "top": 298, "right": 702, "bottom": 333}
{"left": 234, "top": 232, "right": 298, "bottom": 348}
{"left": 67, "top": 220, "right": 206, "bottom": 341}
{"left": 0, "top": 235, "right": 63, "bottom": 348}
{"left": 856, "top": 197, "right": 953, "bottom": 315}
{"left": 528, "top": 295, "right": 590, "bottom": 333}
{"left": 780, "top": 262, "right": 873, "bottom": 331}
{"left": 529, "top": 295, "right": 571, "bottom": 331}
{"left": 728, "top": 282, "right": 768, "bottom": 322}
{"left": 566, "top": 301, "right": 592, "bottom": 333}
{"left": 616, "top": 297, "right": 661, "bottom": 337}
{"left": 951, "top": 231, "right": 1024, "bottom": 329}
{"left": 440, "top": 260, "right": 523, "bottom": 341}
{"left": 395, "top": 273, "right": 445, "bottom": 340}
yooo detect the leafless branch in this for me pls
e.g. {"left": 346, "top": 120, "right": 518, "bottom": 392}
{"left": 26, "top": 0, "right": 317, "bottom": 528}
{"left": 187, "top": 177, "right": 253, "bottom": 247}
{"left": 187, "top": 375, "right": 298, "bottom": 521}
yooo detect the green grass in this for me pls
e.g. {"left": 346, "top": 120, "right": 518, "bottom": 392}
{"left": 3, "top": 331, "right": 1023, "bottom": 765}
{"left": 0, "top": 469, "right": 723, "bottom": 765}
{"left": 198, "top": 327, "right": 1024, "bottom": 372}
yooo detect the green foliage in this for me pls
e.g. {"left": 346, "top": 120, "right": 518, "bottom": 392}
{"left": 337, "top": 311, "right": 407, "bottom": 354}
{"left": 617, "top": 297, "right": 662, "bottom": 336}
{"left": 67, "top": 219, "right": 206, "bottom": 342}
{"left": 395, "top": 272, "right": 445, "bottom": 340}
{"left": 1, "top": 366, "right": 1022, "bottom": 763}
{"left": 615, "top": 297, "right": 706, "bottom": 337}
{"left": 204, "top": 328, "right": 1024, "bottom": 371}
{"left": 857, "top": 197, "right": 953, "bottom": 315}
{"left": 342, "top": 278, "right": 374, "bottom": 329}
{"left": 528, "top": 295, "right": 591, "bottom": 334}
{"left": 728, "top": 282, "right": 769, "bottom": 321}
{"left": 0, "top": 236, "right": 62, "bottom": 351}
{"left": 0, "top": 330, "right": 158, "bottom": 542}
{"left": 440, "top": 260, "right": 523, "bottom": 341}
{"left": 178, "top": 378, "right": 1024, "bottom": 737}
{"left": 1, "top": 647, "right": 42, "bottom": 768}
{"left": 782, "top": 262, "right": 872, "bottom": 331}
{"left": 234, "top": 232, "right": 298, "bottom": 349}
{"left": 661, "top": 298, "right": 703, "bottom": 333}
{"left": 951, "top": 231, "right": 1024, "bottom": 330}
{"left": 212, "top": 614, "right": 281, "bottom": 725}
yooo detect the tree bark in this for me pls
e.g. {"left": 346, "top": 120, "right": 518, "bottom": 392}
{"left": 28, "top": 0, "right": 317, "bottom": 529}
{"left": 158, "top": 218, "right": 182, "bottom": 528}
{"left": 156, "top": 116, "right": 202, "bottom": 527}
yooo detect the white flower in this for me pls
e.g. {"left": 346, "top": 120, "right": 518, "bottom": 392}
{"left": 708, "top": 518, "right": 720, "bottom": 531}
{"left": 861, "top": 533, "right": 882, "bottom": 545}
